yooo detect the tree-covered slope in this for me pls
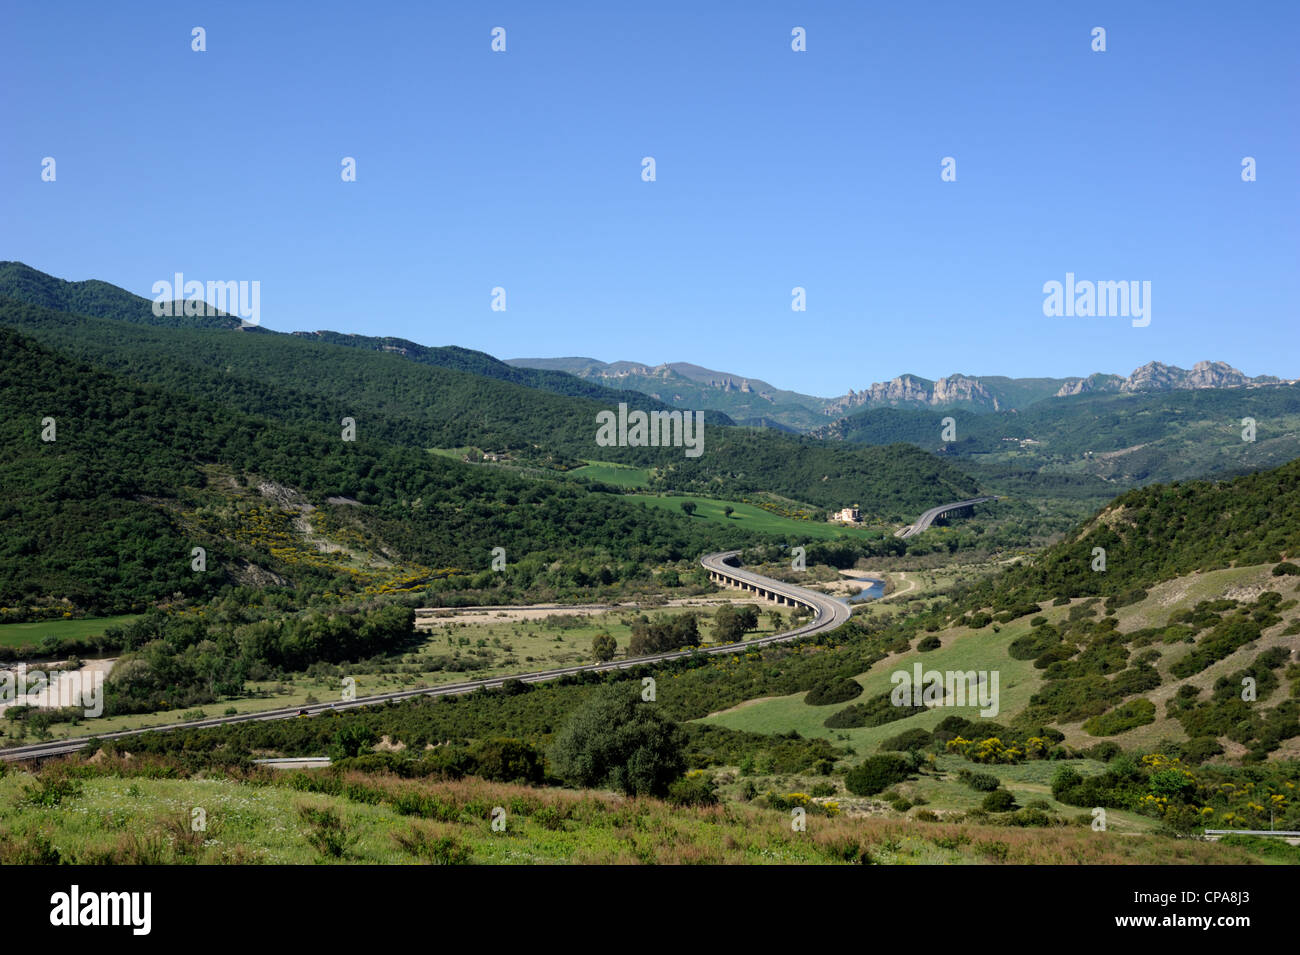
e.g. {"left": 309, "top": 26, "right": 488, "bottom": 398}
{"left": 0, "top": 270, "right": 984, "bottom": 517}
{"left": 0, "top": 327, "right": 757, "bottom": 615}
{"left": 817, "top": 386, "right": 1300, "bottom": 487}
{"left": 973, "top": 457, "right": 1300, "bottom": 605}
{"left": 0, "top": 261, "right": 682, "bottom": 410}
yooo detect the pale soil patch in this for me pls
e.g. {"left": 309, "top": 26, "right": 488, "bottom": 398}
{"left": 1220, "top": 738, "right": 1251, "bottom": 759}
{"left": 814, "top": 569, "right": 886, "bottom": 599}
{"left": 1156, "top": 579, "right": 1194, "bottom": 609}
{"left": 840, "top": 799, "right": 896, "bottom": 819}
{"left": 1270, "top": 736, "right": 1300, "bottom": 760}
{"left": 291, "top": 513, "right": 348, "bottom": 555}
{"left": 879, "top": 572, "right": 918, "bottom": 601}
{"left": 0, "top": 658, "right": 115, "bottom": 715}
{"left": 415, "top": 595, "right": 764, "bottom": 628}
{"left": 1222, "top": 583, "right": 1271, "bottom": 602}
{"left": 230, "top": 559, "right": 289, "bottom": 588}
{"left": 1095, "top": 443, "right": 1148, "bottom": 460}
{"left": 256, "top": 480, "right": 313, "bottom": 511}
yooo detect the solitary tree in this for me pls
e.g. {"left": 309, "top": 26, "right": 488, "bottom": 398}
{"left": 591, "top": 632, "right": 618, "bottom": 662}
{"left": 723, "top": 506, "right": 734, "bottom": 519}
{"left": 712, "top": 604, "right": 759, "bottom": 643}
{"left": 680, "top": 501, "right": 697, "bottom": 517}
{"left": 548, "top": 685, "right": 686, "bottom": 796}
{"left": 629, "top": 612, "right": 699, "bottom": 655}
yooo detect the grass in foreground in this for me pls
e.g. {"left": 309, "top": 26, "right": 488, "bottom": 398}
{"left": 0, "top": 758, "right": 1287, "bottom": 865}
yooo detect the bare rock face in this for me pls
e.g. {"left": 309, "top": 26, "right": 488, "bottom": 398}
{"left": 824, "top": 373, "right": 999, "bottom": 414}
{"left": 1121, "top": 361, "right": 1181, "bottom": 392}
{"left": 1056, "top": 373, "right": 1125, "bottom": 397}
{"left": 932, "top": 374, "right": 1000, "bottom": 411}
{"left": 1185, "top": 360, "right": 1252, "bottom": 389}
{"left": 824, "top": 374, "right": 927, "bottom": 414}
{"left": 1119, "top": 360, "right": 1264, "bottom": 392}
{"left": 866, "top": 373, "right": 933, "bottom": 405}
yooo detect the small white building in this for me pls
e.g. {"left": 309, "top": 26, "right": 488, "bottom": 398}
{"left": 831, "top": 505, "right": 861, "bottom": 524}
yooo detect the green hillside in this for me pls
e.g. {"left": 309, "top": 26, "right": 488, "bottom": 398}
{"left": 977, "top": 457, "right": 1300, "bottom": 605}
{"left": 0, "top": 326, "right": 757, "bottom": 618}
{"left": 0, "top": 266, "right": 984, "bottom": 518}
{"left": 818, "top": 387, "right": 1300, "bottom": 487}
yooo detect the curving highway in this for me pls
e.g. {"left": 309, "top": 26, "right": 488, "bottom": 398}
{"left": 1, "top": 551, "right": 852, "bottom": 763}
{"left": 895, "top": 496, "right": 997, "bottom": 539}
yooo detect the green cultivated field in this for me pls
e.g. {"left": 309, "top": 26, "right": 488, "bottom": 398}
{"left": 623, "top": 493, "right": 887, "bottom": 540}
{"left": 0, "top": 614, "right": 141, "bottom": 649}
{"left": 569, "top": 461, "right": 652, "bottom": 487}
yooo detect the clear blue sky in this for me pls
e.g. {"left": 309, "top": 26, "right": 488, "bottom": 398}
{"left": 2, "top": 1, "right": 1295, "bottom": 396}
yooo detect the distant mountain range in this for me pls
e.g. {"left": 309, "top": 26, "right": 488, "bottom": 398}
{"left": 509, "top": 356, "right": 1291, "bottom": 430}
{"left": 507, "top": 357, "right": 830, "bottom": 430}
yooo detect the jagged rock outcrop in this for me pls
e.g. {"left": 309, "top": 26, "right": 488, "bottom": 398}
{"left": 511, "top": 355, "right": 1287, "bottom": 420}
{"left": 1120, "top": 360, "right": 1273, "bottom": 393}
{"left": 824, "top": 374, "right": 999, "bottom": 415}
{"left": 932, "top": 374, "right": 1000, "bottom": 410}
{"left": 1055, "top": 373, "right": 1124, "bottom": 397}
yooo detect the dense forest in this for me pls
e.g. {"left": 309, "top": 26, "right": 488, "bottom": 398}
{"left": 0, "top": 327, "right": 758, "bottom": 617}
{"left": 954, "top": 457, "right": 1300, "bottom": 609}
{"left": 0, "top": 264, "right": 985, "bottom": 516}
{"left": 0, "top": 261, "right": 683, "bottom": 407}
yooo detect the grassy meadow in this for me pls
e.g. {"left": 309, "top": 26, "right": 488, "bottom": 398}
{"left": 0, "top": 614, "right": 141, "bottom": 649}
{"left": 0, "top": 759, "right": 1286, "bottom": 865}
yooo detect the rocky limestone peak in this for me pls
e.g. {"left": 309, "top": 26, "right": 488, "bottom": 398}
{"left": 1055, "top": 373, "right": 1124, "bottom": 398}
{"left": 1121, "top": 360, "right": 1253, "bottom": 392}
{"left": 932, "top": 373, "right": 999, "bottom": 411}
{"left": 1121, "top": 360, "right": 1177, "bottom": 392}
{"left": 1185, "top": 360, "right": 1249, "bottom": 388}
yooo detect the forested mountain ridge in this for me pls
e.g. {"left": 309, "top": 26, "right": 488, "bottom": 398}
{"left": 0, "top": 327, "right": 760, "bottom": 617}
{"left": 508, "top": 355, "right": 831, "bottom": 430}
{"left": 0, "top": 261, "right": 680, "bottom": 410}
{"left": 963, "top": 457, "right": 1300, "bottom": 607}
{"left": 0, "top": 260, "right": 239, "bottom": 330}
{"left": 291, "top": 331, "right": 657, "bottom": 408}
{"left": 510, "top": 351, "right": 1291, "bottom": 430}
{"left": 0, "top": 265, "right": 985, "bottom": 516}
{"left": 813, "top": 386, "right": 1300, "bottom": 488}
{"left": 0, "top": 294, "right": 667, "bottom": 464}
